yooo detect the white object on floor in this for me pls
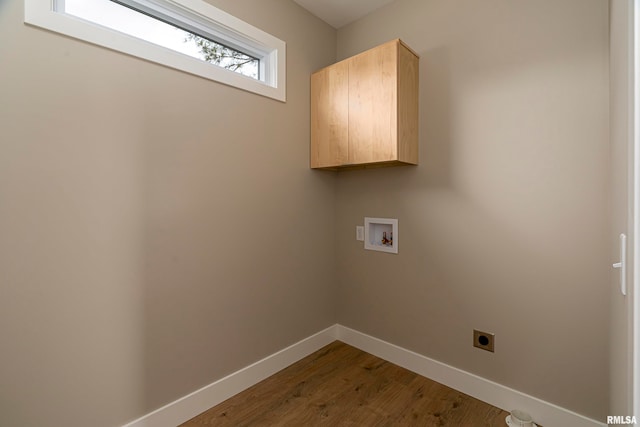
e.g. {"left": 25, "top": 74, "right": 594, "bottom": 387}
{"left": 506, "top": 414, "right": 537, "bottom": 427}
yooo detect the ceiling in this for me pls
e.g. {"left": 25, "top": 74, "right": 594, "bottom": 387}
{"left": 293, "top": 0, "right": 396, "bottom": 29}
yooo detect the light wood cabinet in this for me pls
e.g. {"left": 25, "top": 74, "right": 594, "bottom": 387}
{"left": 310, "top": 39, "right": 419, "bottom": 170}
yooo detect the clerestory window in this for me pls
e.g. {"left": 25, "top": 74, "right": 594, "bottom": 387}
{"left": 25, "top": 0, "right": 287, "bottom": 101}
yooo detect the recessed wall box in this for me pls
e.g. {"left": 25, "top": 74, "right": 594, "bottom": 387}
{"left": 364, "top": 217, "right": 398, "bottom": 254}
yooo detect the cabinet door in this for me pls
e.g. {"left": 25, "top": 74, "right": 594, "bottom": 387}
{"left": 348, "top": 41, "right": 397, "bottom": 164}
{"left": 310, "top": 61, "right": 349, "bottom": 168}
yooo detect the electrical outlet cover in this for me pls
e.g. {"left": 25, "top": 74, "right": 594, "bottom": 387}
{"left": 473, "top": 329, "right": 495, "bottom": 353}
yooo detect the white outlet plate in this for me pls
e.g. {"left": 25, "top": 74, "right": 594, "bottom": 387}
{"left": 356, "top": 226, "right": 364, "bottom": 241}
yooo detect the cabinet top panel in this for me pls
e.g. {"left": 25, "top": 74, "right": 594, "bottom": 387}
{"left": 312, "top": 39, "right": 419, "bottom": 75}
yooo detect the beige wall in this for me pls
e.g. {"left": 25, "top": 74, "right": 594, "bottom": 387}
{"left": 0, "top": 1, "right": 336, "bottom": 426}
{"left": 335, "top": 0, "right": 610, "bottom": 420}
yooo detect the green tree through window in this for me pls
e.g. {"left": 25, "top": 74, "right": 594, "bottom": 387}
{"left": 184, "top": 34, "right": 259, "bottom": 79}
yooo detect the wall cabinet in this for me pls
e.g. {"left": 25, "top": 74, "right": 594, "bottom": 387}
{"left": 310, "top": 39, "right": 419, "bottom": 170}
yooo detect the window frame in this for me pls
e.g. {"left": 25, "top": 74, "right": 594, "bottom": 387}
{"left": 24, "top": 0, "right": 286, "bottom": 102}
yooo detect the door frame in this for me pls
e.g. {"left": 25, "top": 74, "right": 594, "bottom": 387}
{"left": 633, "top": 0, "right": 640, "bottom": 417}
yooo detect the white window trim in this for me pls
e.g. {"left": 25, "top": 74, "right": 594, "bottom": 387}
{"left": 24, "top": 0, "right": 286, "bottom": 102}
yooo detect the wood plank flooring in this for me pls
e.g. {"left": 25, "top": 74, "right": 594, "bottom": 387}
{"left": 180, "top": 341, "right": 511, "bottom": 426}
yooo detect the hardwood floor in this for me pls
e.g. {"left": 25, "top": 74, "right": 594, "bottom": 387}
{"left": 180, "top": 341, "right": 511, "bottom": 426}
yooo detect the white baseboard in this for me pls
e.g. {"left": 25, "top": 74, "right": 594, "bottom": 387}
{"left": 121, "top": 324, "right": 338, "bottom": 427}
{"left": 335, "top": 325, "right": 606, "bottom": 427}
{"left": 122, "top": 324, "right": 605, "bottom": 427}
